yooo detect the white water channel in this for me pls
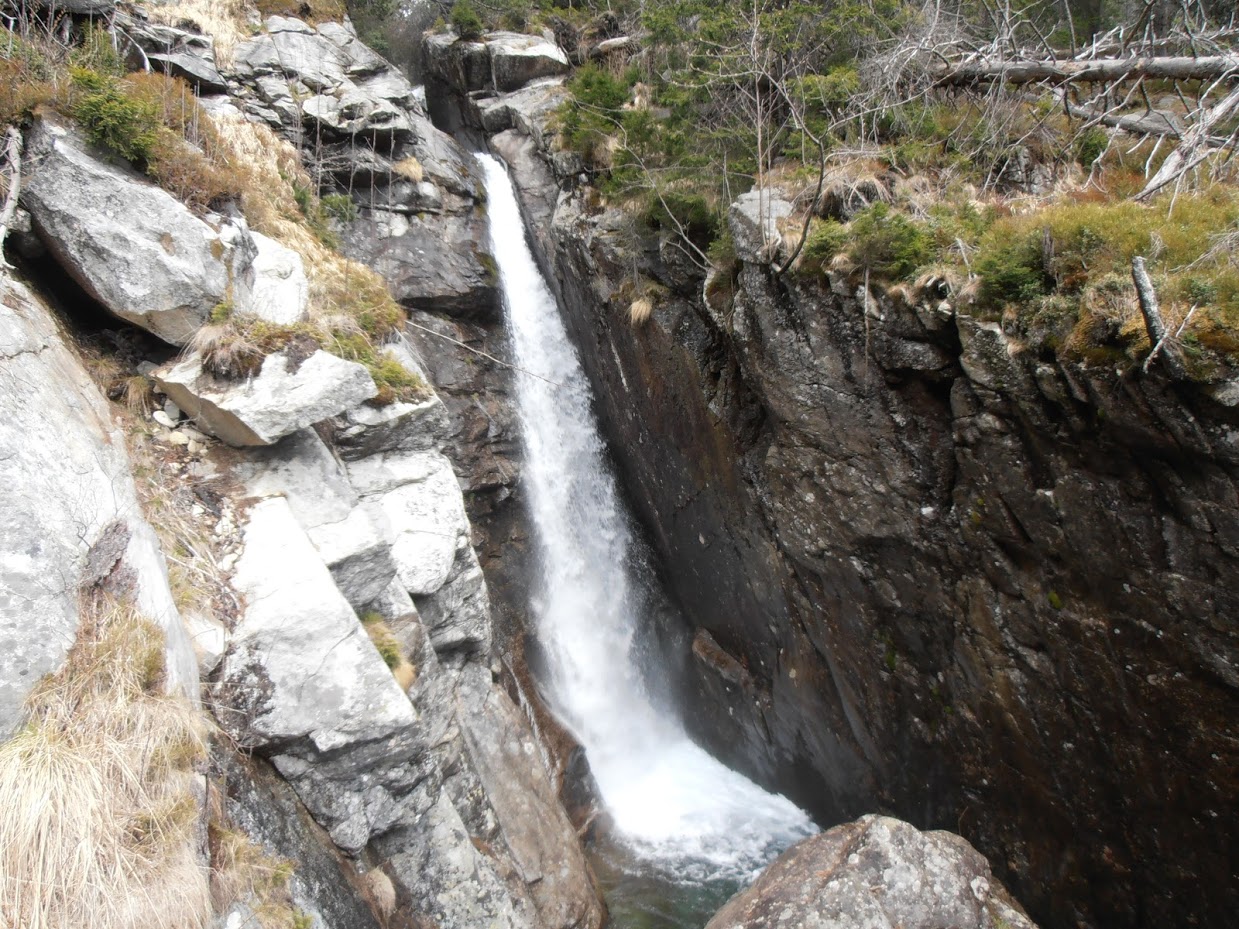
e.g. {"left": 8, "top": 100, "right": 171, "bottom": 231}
{"left": 478, "top": 154, "right": 814, "bottom": 886}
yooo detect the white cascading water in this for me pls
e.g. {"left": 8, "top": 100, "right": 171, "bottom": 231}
{"left": 478, "top": 154, "right": 814, "bottom": 883}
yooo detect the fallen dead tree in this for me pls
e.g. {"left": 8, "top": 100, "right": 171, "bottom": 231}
{"left": 933, "top": 54, "right": 1239, "bottom": 86}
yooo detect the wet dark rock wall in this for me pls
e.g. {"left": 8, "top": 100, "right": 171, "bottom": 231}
{"left": 463, "top": 113, "right": 1239, "bottom": 929}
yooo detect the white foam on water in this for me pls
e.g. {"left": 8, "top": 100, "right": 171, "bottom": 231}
{"left": 478, "top": 154, "right": 815, "bottom": 884}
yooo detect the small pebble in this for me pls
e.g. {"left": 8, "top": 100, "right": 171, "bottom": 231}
{"left": 153, "top": 410, "right": 176, "bottom": 428}
{"left": 163, "top": 399, "right": 182, "bottom": 421}
{"left": 188, "top": 440, "right": 204, "bottom": 455}
{"left": 181, "top": 427, "right": 210, "bottom": 443}
{"left": 166, "top": 431, "right": 191, "bottom": 447}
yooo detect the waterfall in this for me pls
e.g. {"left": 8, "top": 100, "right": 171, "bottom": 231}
{"left": 478, "top": 154, "right": 813, "bottom": 885}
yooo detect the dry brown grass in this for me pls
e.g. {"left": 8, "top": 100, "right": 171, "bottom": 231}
{"left": 361, "top": 613, "right": 416, "bottom": 689}
{"left": 208, "top": 818, "right": 309, "bottom": 929}
{"left": 392, "top": 155, "right": 424, "bottom": 183}
{"left": 628, "top": 295, "right": 652, "bottom": 325}
{"left": 0, "top": 593, "right": 210, "bottom": 929}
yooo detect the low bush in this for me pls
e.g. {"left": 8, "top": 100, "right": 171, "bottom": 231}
{"left": 846, "top": 202, "right": 931, "bottom": 280}
{"left": 645, "top": 189, "right": 718, "bottom": 248}
{"left": 450, "top": 0, "right": 485, "bottom": 40}
{"left": 797, "top": 219, "right": 849, "bottom": 274}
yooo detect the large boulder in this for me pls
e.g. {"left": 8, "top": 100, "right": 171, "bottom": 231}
{"left": 342, "top": 209, "right": 499, "bottom": 319}
{"left": 423, "top": 32, "right": 570, "bottom": 95}
{"left": 213, "top": 496, "right": 420, "bottom": 853}
{"left": 345, "top": 449, "right": 492, "bottom": 662}
{"left": 20, "top": 117, "right": 251, "bottom": 346}
{"left": 0, "top": 278, "right": 198, "bottom": 737}
{"left": 230, "top": 17, "right": 418, "bottom": 148}
{"left": 153, "top": 348, "right": 377, "bottom": 446}
{"left": 113, "top": 12, "right": 228, "bottom": 93}
{"left": 236, "top": 232, "right": 309, "bottom": 325}
{"left": 487, "top": 33, "right": 571, "bottom": 93}
{"left": 706, "top": 815, "right": 1037, "bottom": 929}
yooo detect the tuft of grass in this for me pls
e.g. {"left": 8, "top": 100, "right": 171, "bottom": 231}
{"left": 208, "top": 820, "right": 309, "bottom": 929}
{"left": 392, "top": 155, "right": 424, "bottom": 183}
{"left": 0, "top": 592, "right": 210, "bottom": 929}
{"left": 145, "top": 0, "right": 249, "bottom": 66}
{"left": 255, "top": 0, "right": 346, "bottom": 24}
{"left": 360, "top": 612, "right": 416, "bottom": 688}
{"left": 628, "top": 296, "right": 652, "bottom": 325}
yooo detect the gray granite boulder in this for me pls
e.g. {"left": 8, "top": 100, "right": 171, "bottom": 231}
{"left": 231, "top": 430, "right": 398, "bottom": 609}
{"left": 20, "top": 117, "right": 251, "bottom": 346}
{"left": 0, "top": 278, "right": 198, "bottom": 737}
{"left": 214, "top": 495, "right": 420, "bottom": 853}
{"left": 728, "top": 189, "right": 792, "bottom": 264}
{"left": 706, "top": 815, "right": 1037, "bottom": 929}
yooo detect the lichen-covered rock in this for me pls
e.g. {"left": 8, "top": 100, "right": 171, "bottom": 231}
{"left": 20, "top": 117, "right": 250, "bottom": 346}
{"left": 153, "top": 349, "right": 377, "bottom": 446}
{"left": 344, "top": 449, "right": 491, "bottom": 660}
{"left": 423, "top": 32, "right": 569, "bottom": 95}
{"left": 706, "top": 815, "right": 1037, "bottom": 929}
{"left": 487, "top": 33, "right": 571, "bottom": 92}
{"left": 113, "top": 12, "right": 227, "bottom": 93}
{"left": 0, "top": 278, "right": 198, "bottom": 737}
{"left": 728, "top": 189, "right": 792, "bottom": 264}
{"left": 342, "top": 208, "right": 500, "bottom": 319}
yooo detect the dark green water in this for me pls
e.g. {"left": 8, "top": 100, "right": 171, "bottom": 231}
{"left": 587, "top": 830, "right": 749, "bottom": 929}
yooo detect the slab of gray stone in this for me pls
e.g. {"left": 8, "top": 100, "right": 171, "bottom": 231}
{"left": 0, "top": 279, "right": 198, "bottom": 737}
{"left": 154, "top": 349, "right": 377, "bottom": 446}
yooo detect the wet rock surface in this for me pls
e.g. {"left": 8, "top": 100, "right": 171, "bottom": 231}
{"left": 429, "top": 54, "right": 1239, "bottom": 929}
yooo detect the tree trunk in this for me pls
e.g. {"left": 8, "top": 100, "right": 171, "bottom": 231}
{"left": 1132, "top": 256, "right": 1186, "bottom": 379}
{"left": 934, "top": 54, "right": 1239, "bottom": 86}
{"left": 0, "top": 127, "right": 23, "bottom": 271}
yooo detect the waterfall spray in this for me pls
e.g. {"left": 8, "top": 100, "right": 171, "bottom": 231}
{"left": 478, "top": 153, "right": 813, "bottom": 883}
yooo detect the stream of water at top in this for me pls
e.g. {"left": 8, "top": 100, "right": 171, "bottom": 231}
{"left": 478, "top": 153, "right": 815, "bottom": 927}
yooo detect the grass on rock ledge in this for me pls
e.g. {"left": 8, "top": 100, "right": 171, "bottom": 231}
{"left": 0, "top": 592, "right": 210, "bottom": 929}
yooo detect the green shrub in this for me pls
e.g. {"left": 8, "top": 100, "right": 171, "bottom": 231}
{"left": 70, "top": 67, "right": 161, "bottom": 165}
{"left": 799, "top": 219, "right": 849, "bottom": 273}
{"left": 847, "top": 203, "right": 931, "bottom": 279}
{"left": 1074, "top": 128, "right": 1109, "bottom": 167}
{"left": 975, "top": 231, "right": 1049, "bottom": 306}
{"left": 321, "top": 193, "right": 358, "bottom": 224}
{"left": 646, "top": 190, "right": 717, "bottom": 247}
{"left": 450, "top": 0, "right": 485, "bottom": 40}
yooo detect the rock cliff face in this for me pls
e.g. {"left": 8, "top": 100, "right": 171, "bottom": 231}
{"left": 1, "top": 11, "right": 603, "bottom": 929}
{"left": 425, "top": 38, "right": 1239, "bottom": 929}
